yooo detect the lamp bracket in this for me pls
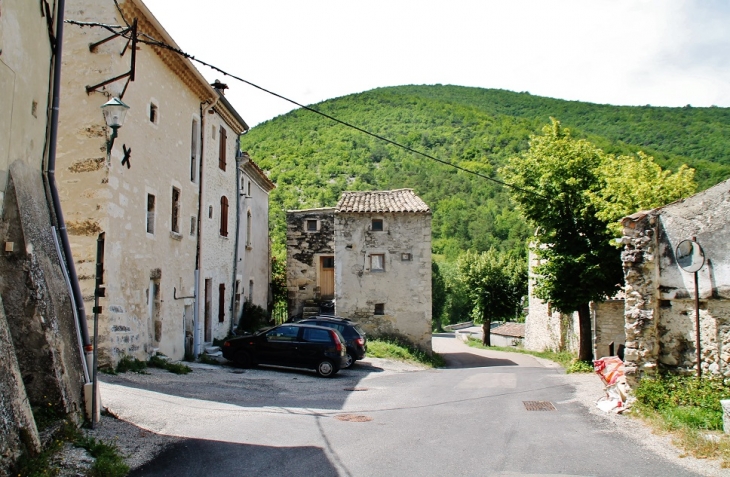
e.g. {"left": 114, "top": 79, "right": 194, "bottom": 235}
{"left": 86, "top": 19, "right": 138, "bottom": 96}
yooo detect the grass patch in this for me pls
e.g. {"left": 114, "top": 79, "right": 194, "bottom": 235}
{"left": 148, "top": 354, "right": 192, "bottom": 375}
{"left": 198, "top": 353, "right": 222, "bottom": 365}
{"left": 633, "top": 374, "right": 730, "bottom": 466}
{"left": 367, "top": 337, "right": 445, "bottom": 368}
{"left": 465, "top": 337, "right": 592, "bottom": 373}
{"left": 12, "top": 420, "right": 128, "bottom": 477}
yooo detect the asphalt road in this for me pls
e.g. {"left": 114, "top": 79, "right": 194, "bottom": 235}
{"left": 101, "top": 334, "right": 704, "bottom": 477}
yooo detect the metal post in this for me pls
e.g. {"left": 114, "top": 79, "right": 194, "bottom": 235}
{"left": 91, "top": 232, "right": 105, "bottom": 428}
{"left": 694, "top": 270, "right": 702, "bottom": 379}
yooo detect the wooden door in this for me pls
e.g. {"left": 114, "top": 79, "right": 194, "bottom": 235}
{"left": 319, "top": 256, "right": 335, "bottom": 299}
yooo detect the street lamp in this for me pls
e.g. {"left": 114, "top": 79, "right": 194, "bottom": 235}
{"left": 100, "top": 97, "right": 129, "bottom": 155}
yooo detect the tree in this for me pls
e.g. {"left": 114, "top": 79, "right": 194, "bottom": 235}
{"left": 502, "top": 119, "right": 697, "bottom": 361}
{"left": 501, "top": 119, "right": 623, "bottom": 361}
{"left": 457, "top": 249, "right": 526, "bottom": 346}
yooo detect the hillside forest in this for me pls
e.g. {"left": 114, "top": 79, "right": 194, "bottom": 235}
{"left": 239, "top": 85, "right": 730, "bottom": 329}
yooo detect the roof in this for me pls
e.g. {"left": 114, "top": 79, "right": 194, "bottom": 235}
{"left": 240, "top": 152, "right": 275, "bottom": 192}
{"left": 490, "top": 323, "right": 525, "bottom": 338}
{"left": 335, "top": 189, "right": 430, "bottom": 214}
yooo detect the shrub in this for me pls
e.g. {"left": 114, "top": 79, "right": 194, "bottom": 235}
{"left": 237, "top": 301, "right": 271, "bottom": 333}
{"left": 115, "top": 356, "right": 148, "bottom": 374}
{"left": 148, "top": 354, "right": 192, "bottom": 375}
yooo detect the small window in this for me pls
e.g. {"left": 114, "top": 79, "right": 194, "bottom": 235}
{"left": 220, "top": 196, "right": 229, "bottom": 237}
{"left": 146, "top": 194, "right": 155, "bottom": 234}
{"left": 374, "top": 304, "right": 385, "bottom": 315}
{"left": 247, "top": 181, "right": 251, "bottom": 196}
{"left": 249, "top": 279, "right": 253, "bottom": 303}
{"left": 322, "top": 256, "right": 334, "bottom": 269}
{"left": 208, "top": 206, "right": 213, "bottom": 219}
{"left": 372, "top": 218, "right": 383, "bottom": 231}
{"left": 171, "top": 187, "right": 180, "bottom": 233}
{"left": 218, "top": 126, "right": 227, "bottom": 171}
{"left": 306, "top": 219, "right": 318, "bottom": 232}
{"left": 218, "top": 283, "right": 225, "bottom": 322}
{"left": 212, "top": 124, "right": 216, "bottom": 139}
{"left": 190, "top": 216, "right": 197, "bottom": 236}
{"left": 149, "top": 103, "right": 158, "bottom": 123}
{"left": 371, "top": 254, "right": 385, "bottom": 271}
{"left": 401, "top": 253, "right": 412, "bottom": 261}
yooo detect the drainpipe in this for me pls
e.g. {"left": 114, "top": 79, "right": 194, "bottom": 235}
{"left": 229, "top": 138, "right": 246, "bottom": 335}
{"left": 44, "top": 0, "right": 93, "bottom": 371}
{"left": 193, "top": 95, "right": 220, "bottom": 356}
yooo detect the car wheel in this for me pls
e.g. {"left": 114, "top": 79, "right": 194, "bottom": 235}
{"left": 316, "top": 360, "right": 336, "bottom": 377}
{"left": 235, "top": 350, "right": 252, "bottom": 368}
{"left": 344, "top": 352, "right": 355, "bottom": 369}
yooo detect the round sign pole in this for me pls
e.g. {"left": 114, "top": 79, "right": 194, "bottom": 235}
{"left": 676, "top": 238, "right": 705, "bottom": 379}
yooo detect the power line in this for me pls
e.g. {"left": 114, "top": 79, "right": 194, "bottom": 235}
{"left": 66, "top": 15, "right": 544, "bottom": 199}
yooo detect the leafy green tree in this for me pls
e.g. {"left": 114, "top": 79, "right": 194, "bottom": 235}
{"left": 589, "top": 151, "right": 697, "bottom": 235}
{"left": 457, "top": 249, "right": 526, "bottom": 346}
{"left": 432, "top": 261, "right": 447, "bottom": 330}
{"left": 501, "top": 120, "right": 622, "bottom": 361}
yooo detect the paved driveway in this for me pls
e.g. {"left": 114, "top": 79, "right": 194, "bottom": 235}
{"left": 100, "top": 335, "right": 708, "bottom": 477}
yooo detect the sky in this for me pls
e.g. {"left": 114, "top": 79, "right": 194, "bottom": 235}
{"left": 142, "top": 0, "right": 730, "bottom": 127}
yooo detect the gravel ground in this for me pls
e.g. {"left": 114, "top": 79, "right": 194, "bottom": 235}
{"left": 50, "top": 356, "right": 728, "bottom": 476}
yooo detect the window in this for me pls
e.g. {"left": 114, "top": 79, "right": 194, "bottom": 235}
{"left": 220, "top": 196, "right": 229, "bottom": 237}
{"left": 249, "top": 279, "right": 254, "bottom": 304}
{"left": 374, "top": 303, "right": 385, "bottom": 315}
{"left": 247, "top": 181, "right": 251, "bottom": 196}
{"left": 149, "top": 103, "right": 158, "bottom": 123}
{"left": 190, "top": 119, "right": 199, "bottom": 182}
{"left": 372, "top": 218, "right": 383, "bottom": 231}
{"left": 370, "top": 254, "right": 385, "bottom": 271}
{"left": 208, "top": 205, "right": 213, "bottom": 219}
{"left": 218, "top": 126, "right": 227, "bottom": 171}
{"left": 322, "top": 256, "right": 334, "bottom": 269}
{"left": 401, "top": 253, "right": 412, "bottom": 261}
{"left": 306, "top": 219, "right": 318, "bottom": 232}
{"left": 146, "top": 194, "right": 155, "bottom": 234}
{"left": 171, "top": 187, "right": 180, "bottom": 233}
{"left": 190, "top": 216, "right": 197, "bottom": 236}
{"left": 246, "top": 211, "right": 252, "bottom": 247}
{"left": 266, "top": 325, "right": 299, "bottom": 342}
{"left": 218, "top": 283, "right": 225, "bottom": 323}
{"left": 303, "top": 328, "right": 331, "bottom": 343}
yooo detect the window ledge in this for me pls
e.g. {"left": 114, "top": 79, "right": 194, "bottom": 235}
{"left": 169, "top": 231, "right": 182, "bottom": 241}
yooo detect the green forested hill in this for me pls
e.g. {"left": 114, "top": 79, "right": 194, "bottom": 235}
{"left": 240, "top": 85, "right": 730, "bottom": 258}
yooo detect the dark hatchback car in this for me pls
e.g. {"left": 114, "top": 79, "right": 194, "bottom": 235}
{"left": 298, "top": 316, "right": 367, "bottom": 368}
{"left": 222, "top": 323, "right": 347, "bottom": 377}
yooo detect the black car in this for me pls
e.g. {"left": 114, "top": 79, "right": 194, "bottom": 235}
{"left": 222, "top": 323, "right": 347, "bottom": 377}
{"left": 298, "top": 316, "right": 367, "bottom": 368}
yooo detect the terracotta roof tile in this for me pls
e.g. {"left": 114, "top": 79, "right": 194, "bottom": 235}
{"left": 491, "top": 323, "right": 525, "bottom": 338}
{"left": 335, "top": 189, "right": 430, "bottom": 214}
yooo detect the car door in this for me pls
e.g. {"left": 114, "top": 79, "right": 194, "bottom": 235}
{"left": 298, "top": 327, "right": 333, "bottom": 368}
{"left": 261, "top": 325, "right": 300, "bottom": 365}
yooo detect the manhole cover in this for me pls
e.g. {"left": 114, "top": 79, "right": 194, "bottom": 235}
{"left": 334, "top": 414, "right": 373, "bottom": 422}
{"left": 343, "top": 387, "right": 369, "bottom": 391}
{"left": 523, "top": 401, "right": 556, "bottom": 411}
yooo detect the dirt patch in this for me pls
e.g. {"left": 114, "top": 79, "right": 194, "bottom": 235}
{"left": 83, "top": 125, "right": 106, "bottom": 138}
{"left": 66, "top": 219, "right": 102, "bottom": 236}
{"left": 68, "top": 158, "right": 105, "bottom": 173}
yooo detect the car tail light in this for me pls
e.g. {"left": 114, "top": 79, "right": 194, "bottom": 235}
{"left": 329, "top": 330, "right": 343, "bottom": 352}
{"left": 223, "top": 341, "right": 231, "bottom": 347}
{"left": 355, "top": 338, "right": 365, "bottom": 346}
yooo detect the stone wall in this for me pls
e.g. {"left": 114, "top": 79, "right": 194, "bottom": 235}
{"left": 286, "top": 209, "right": 335, "bottom": 317}
{"left": 621, "top": 179, "right": 730, "bottom": 385}
{"left": 334, "top": 212, "right": 432, "bottom": 351}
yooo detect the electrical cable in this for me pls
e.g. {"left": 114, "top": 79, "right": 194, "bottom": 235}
{"left": 66, "top": 15, "right": 545, "bottom": 199}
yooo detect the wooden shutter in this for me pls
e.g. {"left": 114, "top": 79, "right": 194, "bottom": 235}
{"left": 220, "top": 196, "right": 229, "bottom": 237}
{"left": 218, "top": 283, "right": 225, "bottom": 322}
{"left": 218, "top": 126, "right": 227, "bottom": 170}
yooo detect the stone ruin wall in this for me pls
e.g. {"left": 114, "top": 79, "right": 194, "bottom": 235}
{"left": 285, "top": 209, "right": 335, "bottom": 317}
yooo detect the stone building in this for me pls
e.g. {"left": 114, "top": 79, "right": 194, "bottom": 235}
{"left": 236, "top": 152, "right": 276, "bottom": 317}
{"left": 287, "top": 189, "right": 432, "bottom": 351}
{"left": 621, "top": 178, "right": 730, "bottom": 385}
{"left": 524, "top": 249, "right": 625, "bottom": 358}
{"left": 56, "top": 0, "right": 260, "bottom": 363}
